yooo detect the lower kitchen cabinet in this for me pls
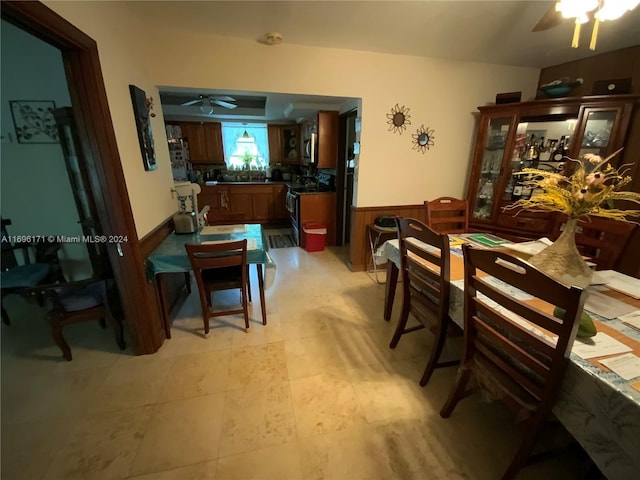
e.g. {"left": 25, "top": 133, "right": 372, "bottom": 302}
{"left": 273, "top": 185, "right": 289, "bottom": 220}
{"left": 198, "top": 184, "right": 290, "bottom": 224}
{"left": 299, "top": 193, "right": 336, "bottom": 247}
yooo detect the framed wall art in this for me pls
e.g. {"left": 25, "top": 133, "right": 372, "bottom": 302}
{"left": 129, "top": 84, "right": 157, "bottom": 171}
{"left": 9, "top": 100, "right": 59, "bottom": 143}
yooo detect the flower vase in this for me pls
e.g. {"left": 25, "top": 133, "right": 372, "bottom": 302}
{"left": 529, "top": 217, "right": 593, "bottom": 288}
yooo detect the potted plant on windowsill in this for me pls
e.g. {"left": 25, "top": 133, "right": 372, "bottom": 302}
{"left": 242, "top": 152, "right": 253, "bottom": 170}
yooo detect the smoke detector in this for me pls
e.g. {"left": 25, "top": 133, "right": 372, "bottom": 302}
{"left": 260, "top": 32, "right": 283, "bottom": 46}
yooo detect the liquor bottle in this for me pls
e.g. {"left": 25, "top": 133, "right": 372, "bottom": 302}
{"left": 563, "top": 136, "right": 571, "bottom": 158}
{"left": 504, "top": 175, "right": 515, "bottom": 200}
{"left": 538, "top": 139, "right": 554, "bottom": 162}
{"left": 523, "top": 134, "right": 537, "bottom": 165}
{"left": 552, "top": 136, "right": 566, "bottom": 161}
{"left": 521, "top": 175, "right": 533, "bottom": 200}
{"left": 511, "top": 169, "right": 524, "bottom": 201}
{"left": 540, "top": 139, "right": 555, "bottom": 161}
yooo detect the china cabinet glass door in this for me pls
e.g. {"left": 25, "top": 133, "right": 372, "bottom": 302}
{"left": 471, "top": 117, "right": 510, "bottom": 221}
{"left": 575, "top": 108, "right": 620, "bottom": 159}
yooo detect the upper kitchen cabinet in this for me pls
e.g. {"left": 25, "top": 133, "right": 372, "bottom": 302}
{"left": 317, "top": 110, "right": 339, "bottom": 169}
{"left": 466, "top": 95, "right": 637, "bottom": 240}
{"left": 176, "top": 121, "right": 224, "bottom": 164}
{"left": 268, "top": 124, "right": 301, "bottom": 165}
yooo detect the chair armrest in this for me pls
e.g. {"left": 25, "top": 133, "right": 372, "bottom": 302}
{"left": 26, "top": 276, "right": 110, "bottom": 314}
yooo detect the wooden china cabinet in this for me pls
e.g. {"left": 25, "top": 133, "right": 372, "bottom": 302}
{"left": 466, "top": 95, "right": 638, "bottom": 240}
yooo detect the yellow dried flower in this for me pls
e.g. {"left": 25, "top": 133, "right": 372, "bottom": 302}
{"left": 504, "top": 148, "right": 640, "bottom": 221}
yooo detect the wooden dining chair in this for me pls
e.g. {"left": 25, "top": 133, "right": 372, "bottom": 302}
{"left": 551, "top": 213, "right": 636, "bottom": 270}
{"left": 204, "top": 214, "right": 253, "bottom": 298}
{"left": 186, "top": 240, "right": 250, "bottom": 333}
{"left": 425, "top": 197, "right": 469, "bottom": 234}
{"left": 1, "top": 237, "right": 66, "bottom": 325}
{"left": 440, "top": 244, "right": 587, "bottom": 480}
{"left": 390, "top": 217, "right": 461, "bottom": 386}
{"left": 31, "top": 276, "right": 126, "bottom": 361}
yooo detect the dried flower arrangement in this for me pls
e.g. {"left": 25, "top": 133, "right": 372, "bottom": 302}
{"left": 506, "top": 148, "right": 640, "bottom": 221}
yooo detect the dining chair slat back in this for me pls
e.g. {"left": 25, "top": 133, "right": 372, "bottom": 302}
{"left": 186, "top": 240, "right": 249, "bottom": 333}
{"left": 425, "top": 197, "right": 469, "bottom": 234}
{"left": 390, "top": 217, "right": 460, "bottom": 386}
{"left": 440, "top": 244, "right": 587, "bottom": 480}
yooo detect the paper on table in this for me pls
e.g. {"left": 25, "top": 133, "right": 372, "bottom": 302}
{"left": 599, "top": 353, "right": 640, "bottom": 380}
{"left": 591, "top": 270, "right": 640, "bottom": 298}
{"left": 572, "top": 332, "right": 633, "bottom": 359}
{"left": 620, "top": 310, "right": 640, "bottom": 332}
{"left": 584, "top": 289, "right": 638, "bottom": 320}
{"left": 202, "top": 238, "right": 257, "bottom": 250}
{"left": 503, "top": 237, "right": 552, "bottom": 256}
{"left": 200, "top": 224, "right": 247, "bottom": 235}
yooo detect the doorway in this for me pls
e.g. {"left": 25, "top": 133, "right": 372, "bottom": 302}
{"left": 1, "top": 1, "right": 165, "bottom": 354}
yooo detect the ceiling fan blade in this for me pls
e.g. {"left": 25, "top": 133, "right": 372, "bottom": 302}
{"left": 212, "top": 99, "right": 238, "bottom": 109}
{"left": 532, "top": 5, "right": 564, "bottom": 32}
{"left": 213, "top": 95, "right": 236, "bottom": 102}
{"left": 181, "top": 99, "right": 203, "bottom": 106}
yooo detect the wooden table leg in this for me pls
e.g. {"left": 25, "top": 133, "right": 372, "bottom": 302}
{"left": 384, "top": 261, "right": 398, "bottom": 321}
{"left": 257, "top": 264, "right": 267, "bottom": 325}
{"left": 156, "top": 273, "right": 172, "bottom": 339}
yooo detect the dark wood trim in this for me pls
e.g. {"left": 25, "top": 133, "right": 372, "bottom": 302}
{"left": 139, "top": 214, "right": 176, "bottom": 260}
{"left": 2, "top": 1, "right": 166, "bottom": 352}
{"left": 349, "top": 204, "right": 425, "bottom": 271}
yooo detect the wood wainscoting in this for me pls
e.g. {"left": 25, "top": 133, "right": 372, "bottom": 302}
{"left": 139, "top": 213, "right": 188, "bottom": 339}
{"left": 349, "top": 204, "right": 426, "bottom": 271}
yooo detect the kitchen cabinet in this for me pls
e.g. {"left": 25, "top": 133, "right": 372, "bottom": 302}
{"left": 299, "top": 193, "right": 337, "bottom": 247}
{"left": 466, "top": 95, "right": 637, "bottom": 240}
{"left": 273, "top": 185, "right": 289, "bottom": 220}
{"left": 268, "top": 125, "right": 301, "bottom": 165}
{"left": 198, "top": 186, "right": 228, "bottom": 220}
{"left": 169, "top": 121, "right": 223, "bottom": 164}
{"left": 317, "top": 111, "right": 338, "bottom": 169}
{"left": 198, "top": 184, "right": 290, "bottom": 223}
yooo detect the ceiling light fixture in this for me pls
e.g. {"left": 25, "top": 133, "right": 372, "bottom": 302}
{"left": 199, "top": 98, "right": 214, "bottom": 115}
{"left": 555, "top": 0, "right": 640, "bottom": 50}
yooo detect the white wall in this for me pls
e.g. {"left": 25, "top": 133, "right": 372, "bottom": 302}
{"left": 0, "top": 21, "right": 90, "bottom": 279}
{"left": 44, "top": 1, "right": 539, "bottom": 224}
{"left": 44, "top": 1, "right": 177, "bottom": 239}
{"left": 141, "top": 28, "right": 540, "bottom": 207}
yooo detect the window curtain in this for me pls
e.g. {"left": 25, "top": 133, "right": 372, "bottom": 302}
{"left": 221, "top": 125, "right": 270, "bottom": 167}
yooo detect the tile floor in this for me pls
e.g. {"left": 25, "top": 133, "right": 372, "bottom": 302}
{"left": 1, "top": 246, "right": 594, "bottom": 479}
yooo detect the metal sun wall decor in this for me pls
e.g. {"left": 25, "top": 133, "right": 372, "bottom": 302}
{"left": 386, "top": 104, "right": 411, "bottom": 134}
{"left": 9, "top": 100, "right": 59, "bottom": 143}
{"left": 412, "top": 125, "right": 435, "bottom": 153}
{"left": 129, "top": 84, "right": 157, "bottom": 171}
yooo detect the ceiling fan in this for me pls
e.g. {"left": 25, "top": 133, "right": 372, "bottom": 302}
{"left": 181, "top": 95, "right": 238, "bottom": 111}
{"left": 532, "top": 0, "right": 639, "bottom": 49}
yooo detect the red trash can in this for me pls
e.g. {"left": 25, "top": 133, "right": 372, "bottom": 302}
{"left": 303, "top": 222, "right": 327, "bottom": 252}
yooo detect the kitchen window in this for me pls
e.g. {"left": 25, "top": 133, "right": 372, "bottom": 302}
{"left": 221, "top": 124, "right": 270, "bottom": 169}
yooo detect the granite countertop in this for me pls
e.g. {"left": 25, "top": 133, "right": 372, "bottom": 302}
{"left": 201, "top": 181, "right": 291, "bottom": 186}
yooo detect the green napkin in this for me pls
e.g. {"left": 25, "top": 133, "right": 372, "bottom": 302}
{"left": 553, "top": 307, "right": 597, "bottom": 338}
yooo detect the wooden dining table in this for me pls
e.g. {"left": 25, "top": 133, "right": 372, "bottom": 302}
{"left": 146, "top": 224, "right": 275, "bottom": 338}
{"left": 381, "top": 237, "right": 640, "bottom": 479}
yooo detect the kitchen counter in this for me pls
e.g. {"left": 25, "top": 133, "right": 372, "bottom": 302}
{"left": 203, "top": 181, "right": 290, "bottom": 186}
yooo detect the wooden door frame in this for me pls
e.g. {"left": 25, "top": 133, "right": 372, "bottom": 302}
{"left": 2, "top": 1, "right": 165, "bottom": 353}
